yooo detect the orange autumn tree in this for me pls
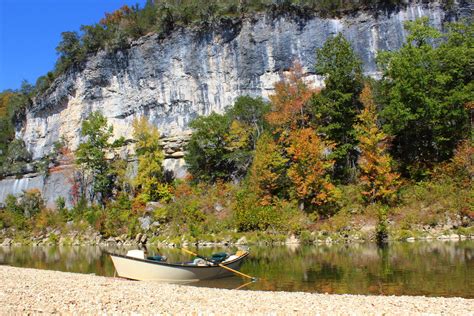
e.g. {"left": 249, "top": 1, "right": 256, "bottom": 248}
{"left": 448, "top": 140, "right": 474, "bottom": 181}
{"left": 265, "top": 63, "right": 339, "bottom": 215}
{"left": 354, "top": 85, "right": 400, "bottom": 204}
{"left": 100, "top": 5, "right": 132, "bottom": 27}
{"left": 286, "top": 128, "right": 339, "bottom": 214}
{"left": 266, "top": 62, "right": 317, "bottom": 135}
{"left": 264, "top": 62, "right": 339, "bottom": 213}
{"left": 435, "top": 139, "right": 474, "bottom": 184}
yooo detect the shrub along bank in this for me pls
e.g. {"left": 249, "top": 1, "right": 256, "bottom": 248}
{"left": 0, "top": 172, "right": 472, "bottom": 247}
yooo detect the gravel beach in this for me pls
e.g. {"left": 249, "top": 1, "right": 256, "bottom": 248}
{"left": 0, "top": 265, "right": 472, "bottom": 315}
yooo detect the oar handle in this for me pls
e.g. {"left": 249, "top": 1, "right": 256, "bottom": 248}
{"left": 181, "top": 248, "right": 256, "bottom": 281}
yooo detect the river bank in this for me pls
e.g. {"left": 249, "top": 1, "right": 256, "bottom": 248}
{"left": 0, "top": 265, "right": 472, "bottom": 314}
{"left": 1, "top": 231, "right": 472, "bottom": 249}
{"left": 1, "top": 220, "right": 473, "bottom": 248}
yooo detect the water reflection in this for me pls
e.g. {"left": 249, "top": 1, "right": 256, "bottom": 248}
{"left": 0, "top": 241, "right": 472, "bottom": 298}
{"left": 0, "top": 246, "right": 115, "bottom": 277}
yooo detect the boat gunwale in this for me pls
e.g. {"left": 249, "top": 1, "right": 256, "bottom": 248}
{"left": 108, "top": 251, "right": 249, "bottom": 269}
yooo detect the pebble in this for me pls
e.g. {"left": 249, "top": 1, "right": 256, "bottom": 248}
{"left": 0, "top": 266, "right": 473, "bottom": 315}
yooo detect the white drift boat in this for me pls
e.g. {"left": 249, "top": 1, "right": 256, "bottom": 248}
{"left": 110, "top": 250, "right": 249, "bottom": 282}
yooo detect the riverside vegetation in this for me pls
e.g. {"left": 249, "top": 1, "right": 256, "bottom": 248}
{"left": 0, "top": 8, "right": 472, "bottom": 247}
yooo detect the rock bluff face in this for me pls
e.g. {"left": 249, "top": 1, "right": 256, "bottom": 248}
{"left": 1, "top": 2, "right": 471, "bottom": 206}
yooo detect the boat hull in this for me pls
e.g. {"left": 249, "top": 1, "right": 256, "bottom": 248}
{"left": 110, "top": 252, "right": 248, "bottom": 282}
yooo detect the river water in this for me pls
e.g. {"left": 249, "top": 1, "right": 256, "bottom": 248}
{"left": 0, "top": 241, "right": 473, "bottom": 298}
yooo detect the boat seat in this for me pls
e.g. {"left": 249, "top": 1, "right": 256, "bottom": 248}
{"left": 210, "top": 252, "right": 229, "bottom": 263}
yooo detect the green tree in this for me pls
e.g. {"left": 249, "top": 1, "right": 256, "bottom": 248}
{"left": 185, "top": 112, "right": 232, "bottom": 182}
{"left": 0, "top": 92, "right": 15, "bottom": 167}
{"left": 55, "top": 31, "right": 84, "bottom": 73}
{"left": 18, "top": 189, "right": 45, "bottom": 218}
{"left": 80, "top": 24, "right": 109, "bottom": 53}
{"left": 378, "top": 18, "right": 473, "bottom": 178}
{"left": 227, "top": 96, "right": 270, "bottom": 146}
{"left": 5, "top": 139, "right": 31, "bottom": 165}
{"left": 103, "top": 192, "right": 138, "bottom": 237}
{"left": 34, "top": 72, "right": 55, "bottom": 94}
{"left": 0, "top": 89, "right": 31, "bottom": 172}
{"left": 2, "top": 194, "right": 27, "bottom": 229}
{"left": 126, "top": 1, "right": 158, "bottom": 39}
{"left": 185, "top": 96, "right": 269, "bottom": 182}
{"left": 0, "top": 90, "right": 32, "bottom": 172}
{"left": 132, "top": 117, "right": 170, "bottom": 202}
{"left": 5, "top": 194, "right": 21, "bottom": 215}
{"left": 76, "top": 111, "right": 123, "bottom": 206}
{"left": 225, "top": 96, "right": 271, "bottom": 177}
{"left": 3, "top": 190, "right": 44, "bottom": 220}
{"left": 311, "top": 33, "right": 364, "bottom": 182}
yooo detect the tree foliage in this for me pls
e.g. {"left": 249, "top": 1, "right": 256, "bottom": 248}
{"left": 226, "top": 96, "right": 270, "bottom": 176}
{"left": 262, "top": 63, "right": 340, "bottom": 214}
{"left": 4, "top": 189, "right": 45, "bottom": 219}
{"left": 185, "top": 96, "right": 270, "bottom": 182}
{"left": 378, "top": 18, "right": 473, "bottom": 178}
{"left": 311, "top": 33, "right": 364, "bottom": 181}
{"left": 55, "top": 31, "right": 83, "bottom": 74}
{"left": 75, "top": 111, "right": 124, "bottom": 206}
{"left": 227, "top": 95, "right": 270, "bottom": 145}
{"left": 185, "top": 112, "right": 232, "bottom": 182}
{"left": 0, "top": 89, "right": 32, "bottom": 173}
{"left": 287, "top": 128, "right": 339, "bottom": 214}
{"left": 354, "top": 85, "right": 400, "bottom": 205}
{"left": 132, "top": 117, "right": 170, "bottom": 202}
{"left": 434, "top": 139, "right": 474, "bottom": 184}
{"left": 267, "top": 62, "right": 316, "bottom": 133}
{"left": 0, "top": 92, "right": 16, "bottom": 166}
{"left": 247, "top": 132, "right": 288, "bottom": 206}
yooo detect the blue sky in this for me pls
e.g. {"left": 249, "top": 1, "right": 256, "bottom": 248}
{"left": 0, "top": 0, "right": 146, "bottom": 91}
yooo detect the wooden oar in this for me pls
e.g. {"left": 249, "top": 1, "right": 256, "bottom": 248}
{"left": 181, "top": 248, "right": 256, "bottom": 281}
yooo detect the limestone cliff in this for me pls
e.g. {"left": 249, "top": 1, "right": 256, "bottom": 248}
{"left": 1, "top": 1, "right": 471, "bottom": 206}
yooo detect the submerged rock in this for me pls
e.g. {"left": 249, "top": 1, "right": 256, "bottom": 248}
{"left": 0, "top": 238, "right": 12, "bottom": 247}
{"left": 285, "top": 234, "right": 300, "bottom": 245}
{"left": 236, "top": 236, "right": 248, "bottom": 245}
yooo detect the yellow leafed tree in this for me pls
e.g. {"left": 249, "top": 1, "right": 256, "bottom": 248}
{"left": 132, "top": 117, "right": 170, "bottom": 202}
{"left": 248, "top": 132, "right": 288, "bottom": 206}
{"left": 354, "top": 85, "right": 400, "bottom": 204}
{"left": 225, "top": 120, "right": 251, "bottom": 151}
